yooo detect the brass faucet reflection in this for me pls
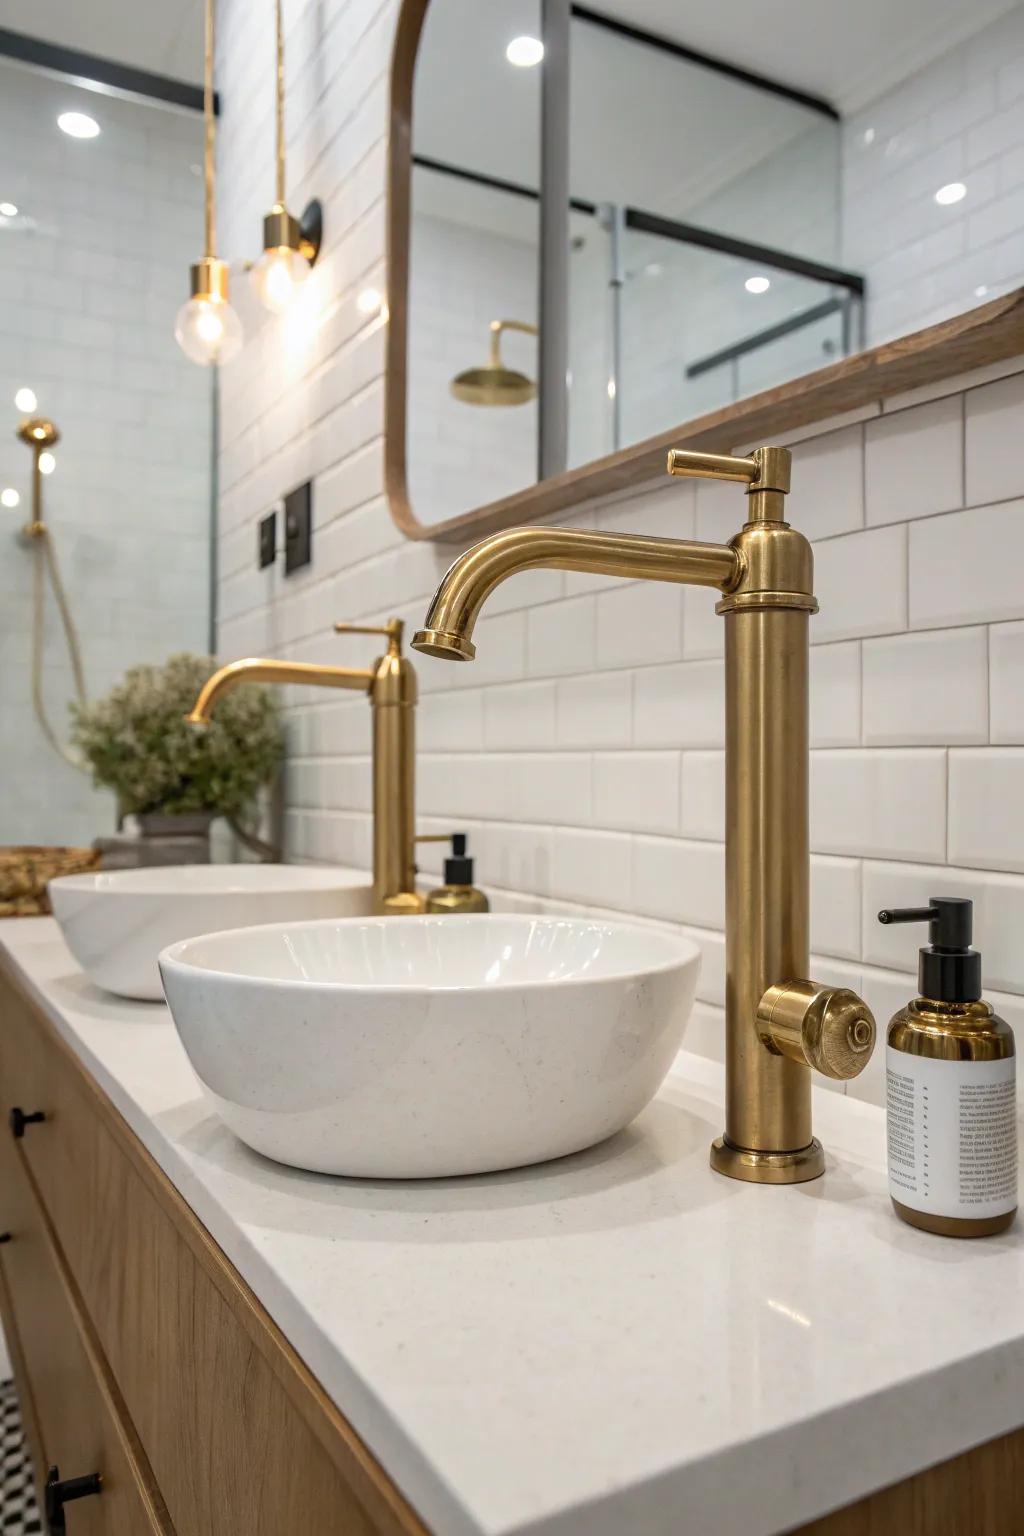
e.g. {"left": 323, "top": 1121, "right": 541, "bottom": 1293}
{"left": 413, "top": 446, "right": 876, "bottom": 1184}
{"left": 188, "top": 619, "right": 422, "bottom": 915}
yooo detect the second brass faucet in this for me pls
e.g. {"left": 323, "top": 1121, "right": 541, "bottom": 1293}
{"left": 413, "top": 445, "right": 876, "bottom": 1183}
{"left": 188, "top": 619, "right": 422, "bottom": 914}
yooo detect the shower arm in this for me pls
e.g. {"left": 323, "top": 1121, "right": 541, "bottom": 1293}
{"left": 489, "top": 318, "right": 538, "bottom": 367}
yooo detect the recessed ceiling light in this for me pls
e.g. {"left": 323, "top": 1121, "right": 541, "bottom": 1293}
{"left": 14, "top": 387, "right": 37, "bottom": 412}
{"left": 0, "top": 201, "right": 17, "bottom": 217}
{"left": 862, "top": 128, "right": 875, "bottom": 146}
{"left": 644, "top": 262, "right": 663, "bottom": 278}
{"left": 934, "top": 181, "right": 966, "bottom": 205}
{"left": 974, "top": 284, "right": 989, "bottom": 298}
{"left": 745, "top": 275, "right": 771, "bottom": 294}
{"left": 1, "top": 488, "right": 20, "bottom": 509}
{"left": 58, "top": 111, "right": 100, "bottom": 139}
{"left": 38, "top": 452, "right": 56, "bottom": 476}
{"left": 356, "top": 286, "right": 383, "bottom": 315}
{"left": 606, "top": 378, "right": 617, "bottom": 400}
{"left": 506, "top": 35, "right": 544, "bottom": 67}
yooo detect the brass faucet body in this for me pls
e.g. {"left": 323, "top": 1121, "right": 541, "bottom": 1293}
{"left": 187, "top": 620, "right": 422, "bottom": 916}
{"left": 413, "top": 447, "right": 876, "bottom": 1183}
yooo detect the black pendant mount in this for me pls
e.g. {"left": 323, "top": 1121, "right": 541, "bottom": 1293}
{"left": 298, "top": 198, "right": 323, "bottom": 267}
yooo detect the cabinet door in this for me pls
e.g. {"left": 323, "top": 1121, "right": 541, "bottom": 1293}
{"left": 0, "top": 997, "right": 172, "bottom": 1534}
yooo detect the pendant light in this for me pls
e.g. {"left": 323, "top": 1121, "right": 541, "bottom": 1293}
{"left": 175, "top": 0, "right": 243, "bottom": 366}
{"left": 251, "top": 0, "right": 323, "bottom": 314}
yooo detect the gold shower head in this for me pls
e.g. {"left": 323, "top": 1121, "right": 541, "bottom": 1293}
{"left": 16, "top": 417, "right": 59, "bottom": 449}
{"left": 450, "top": 318, "right": 537, "bottom": 407}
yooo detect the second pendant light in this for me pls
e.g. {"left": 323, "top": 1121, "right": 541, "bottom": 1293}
{"left": 252, "top": 0, "right": 323, "bottom": 314}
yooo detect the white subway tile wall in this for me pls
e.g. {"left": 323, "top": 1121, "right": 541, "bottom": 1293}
{"left": 216, "top": 0, "right": 1024, "bottom": 1093}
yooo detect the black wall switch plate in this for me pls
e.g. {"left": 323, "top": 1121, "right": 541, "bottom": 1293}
{"left": 284, "top": 481, "right": 312, "bottom": 574}
{"left": 258, "top": 510, "right": 277, "bottom": 569}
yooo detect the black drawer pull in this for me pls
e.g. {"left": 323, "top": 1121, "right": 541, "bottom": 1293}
{"left": 0, "top": 1232, "right": 10, "bottom": 1244}
{"left": 9, "top": 1106, "right": 45, "bottom": 1139}
{"left": 45, "top": 1465, "right": 103, "bottom": 1532}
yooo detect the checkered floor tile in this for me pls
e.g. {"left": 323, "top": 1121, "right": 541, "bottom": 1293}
{"left": 1, "top": 1378, "right": 42, "bottom": 1533}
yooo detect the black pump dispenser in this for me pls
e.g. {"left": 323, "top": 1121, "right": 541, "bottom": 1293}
{"left": 444, "top": 832, "right": 474, "bottom": 886}
{"left": 877, "top": 897, "right": 982, "bottom": 1004}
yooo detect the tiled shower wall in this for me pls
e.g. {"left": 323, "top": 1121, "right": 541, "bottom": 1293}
{"left": 0, "top": 64, "right": 212, "bottom": 846}
{"left": 215, "top": 0, "right": 1024, "bottom": 1108}
{"left": 843, "top": 3, "right": 1024, "bottom": 345}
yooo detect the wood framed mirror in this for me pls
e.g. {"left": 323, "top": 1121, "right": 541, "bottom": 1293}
{"left": 386, "top": 1, "right": 1024, "bottom": 545}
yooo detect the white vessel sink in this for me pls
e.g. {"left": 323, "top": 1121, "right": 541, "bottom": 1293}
{"left": 49, "top": 864, "right": 374, "bottom": 1002}
{"left": 159, "top": 913, "right": 700, "bottom": 1178}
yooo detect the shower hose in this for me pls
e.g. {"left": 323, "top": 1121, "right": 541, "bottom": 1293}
{"left": 28, "top": 522, "right": 88, "bottom": 770}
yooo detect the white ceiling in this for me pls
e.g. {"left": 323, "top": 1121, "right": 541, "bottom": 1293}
{"left": 620, "top": 0, "right": 1022, "bottom": 113}
{"left": 3, "top": 0, "right": 1020, "bottom": 108}
{"left": 0, "top": 0, "right": 204, "bottom": 85}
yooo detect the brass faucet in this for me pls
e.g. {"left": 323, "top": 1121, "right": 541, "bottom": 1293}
{"left": 413, "top": 446, "right": 876, "bottom": 1183}
{"left": 187, "top": 619, "right": 422, "bottom": 915}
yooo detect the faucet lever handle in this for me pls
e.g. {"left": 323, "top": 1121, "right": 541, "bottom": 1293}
{"left": 667, "top": 446, "right": 791, "bottom": 496}
{"left": 334, "top": 618, "right": 404, "bottom": 656}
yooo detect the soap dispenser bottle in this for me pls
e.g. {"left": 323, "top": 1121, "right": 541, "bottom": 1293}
{"left": 425, "top": 834, "right": 489, "bottom": 914}
{"left": 878, "top": 898, "right": 1017, "bottom": 1237}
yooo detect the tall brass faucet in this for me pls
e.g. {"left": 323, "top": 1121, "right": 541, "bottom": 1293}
{"left": 187, "top": 619, "right": 422, "bottom": 915}
{"left": 413, "top": 447, "right": 876, "bottom": 1183}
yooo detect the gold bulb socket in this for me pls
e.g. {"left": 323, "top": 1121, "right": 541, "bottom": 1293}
{"left": 758, "top": 979, "right": 876, "bottom": 1082}
{"left": 190, "top": 257, "right": 231, "bottom": 303}
{"left": 262, "top": 203, "right": 302, "bottom": 255}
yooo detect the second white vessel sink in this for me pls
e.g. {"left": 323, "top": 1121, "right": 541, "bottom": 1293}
{"left": 159, "top": 913, "right": 701, "bottom": 1178}
{"left": 50, "top": 864, "right": 374, "bottom": 1001}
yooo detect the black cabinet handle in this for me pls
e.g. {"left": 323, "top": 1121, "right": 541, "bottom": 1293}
{"left": 45, "top": 1465, "right": 102, "bottom": 1533}
{"left": 9, "top": 1106, "right": 45, "bottom": 1139}
{"left": 0, "top": 1232, "right": 10, "bottom": 1244}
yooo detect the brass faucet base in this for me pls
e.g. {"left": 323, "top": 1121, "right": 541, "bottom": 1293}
{"left": 710, "top": 1136, "right": 825, "bottom": 1184}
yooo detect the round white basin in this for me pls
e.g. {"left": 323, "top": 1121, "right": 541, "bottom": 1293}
{"left": 159, "top": 913, "right": 701, "bottom": 1178}
{"left": 50, "top": 864, "right": 374, "bottom": 1002}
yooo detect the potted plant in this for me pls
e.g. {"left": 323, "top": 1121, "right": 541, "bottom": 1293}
{"left": 71, "top": 653, "right": 283, "bottom": 862}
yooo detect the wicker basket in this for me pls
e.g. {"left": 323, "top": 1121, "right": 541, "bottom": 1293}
{"left": 0, "top": 845, "right": 101, "bottom": 918}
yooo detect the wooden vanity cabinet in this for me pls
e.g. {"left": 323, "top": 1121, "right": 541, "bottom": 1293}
{"left": 0, "top": 957, "right": 427, "bottom": 1536}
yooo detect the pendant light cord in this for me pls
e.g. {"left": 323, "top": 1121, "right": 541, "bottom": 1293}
{"left": 276, "top": 0, "right": 286, "bottom": 205}
{"left": 204, "top": 0, "right": 216, "bottom": 258}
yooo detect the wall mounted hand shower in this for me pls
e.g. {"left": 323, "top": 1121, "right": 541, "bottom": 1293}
{"left": 13, "top": 414, "right": 88, "bottom": 769}
{"left": 414, "top": 445, "right": 877, "bottom": 1183}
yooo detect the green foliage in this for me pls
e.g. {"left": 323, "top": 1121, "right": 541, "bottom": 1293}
{"left": 70, "top": 653, "right": 283, "bottom": 819}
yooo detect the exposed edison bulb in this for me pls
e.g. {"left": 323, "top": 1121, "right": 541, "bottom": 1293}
{"left": 15, "top": 386, "right": 37, "bottom": 412}
{"left": 175, "top": 295, "right": 243, "bottom": 366}
{"left": 1, "top": 487, "right": 20, "bottom": 509}
{"left": 251, "top": 245, "right": 310, "bottom": 315}
{"left": 38, "top": 451, "right": 56, "bottom": 475}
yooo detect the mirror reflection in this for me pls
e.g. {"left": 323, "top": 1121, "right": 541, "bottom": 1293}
{"left": 402, "top": 0, "right": 1024, "bottom": 531}
{"left": 0, "top": 36, "right": 214, "bottom": 856}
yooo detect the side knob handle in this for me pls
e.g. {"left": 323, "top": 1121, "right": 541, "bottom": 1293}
{"left": 45, "top": 1465, "right": 103, "bottom": 1533}
{"left": 758, "top": 980, "right": 876, "bottom": 1081}
{"left": 9, "top": 1106, "right": 45, "bottom": 1140}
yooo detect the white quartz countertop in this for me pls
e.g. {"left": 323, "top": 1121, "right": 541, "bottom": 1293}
{"left": 2, "top": 919, "right": 1022, "bottom": 1536}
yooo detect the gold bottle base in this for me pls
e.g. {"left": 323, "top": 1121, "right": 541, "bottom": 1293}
{"left": 891, "top": 1198, "right": 1017, "bottom": 1238}
{"left": 710, "top": 1135, "right": 825, "bottom": 1184}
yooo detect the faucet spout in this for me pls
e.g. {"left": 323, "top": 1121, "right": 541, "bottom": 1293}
{"left": 412, "top": 525, "right": 741, "bottom": 661}
{"left": 186, "top": 658, "right": 374, "bottom": 727}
